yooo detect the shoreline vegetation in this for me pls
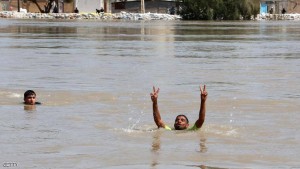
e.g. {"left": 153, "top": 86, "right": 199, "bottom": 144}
{"left": 0, "top": 11, "right": 300, "bottom": 21}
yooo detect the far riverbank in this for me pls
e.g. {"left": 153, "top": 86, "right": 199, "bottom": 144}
{"left": 1, "top": 11, "right": 300, "bottom": 21}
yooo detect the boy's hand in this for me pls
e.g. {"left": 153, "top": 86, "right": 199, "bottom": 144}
{"left": 150, "top": 86, "right": 160, "bottom": 103}
{"left": 200, "top": 85, "right": 208, "bottom": 101}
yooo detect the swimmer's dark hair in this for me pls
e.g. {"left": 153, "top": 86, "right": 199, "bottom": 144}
{"left": 24, "top": 90, "right": 36, "bottom": 99}
{"left": 175, "top": 114, "right": 189, "bottom": 124}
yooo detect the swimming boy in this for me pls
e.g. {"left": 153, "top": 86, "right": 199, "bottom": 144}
{"left": 150, "top": 85, "right": 207, "bottom": 130}
{"left": 24, "top": 90, "right": 41, "bottom": 105}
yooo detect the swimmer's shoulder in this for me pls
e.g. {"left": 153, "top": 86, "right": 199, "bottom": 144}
{"left": 187, "top": 124, "right": 199, "bottom": 131}
{"left": 164, "top": 125, "right": 172, "bottom": 130}
{"left": 163, "top": 124, "right": 199, "bottom": 131}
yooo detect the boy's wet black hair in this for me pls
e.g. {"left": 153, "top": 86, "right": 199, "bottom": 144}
{"left": 24, "top": 90, "right": 36, "bottom": 99}
{"left": 175, "top": 114, "right": 189, "bottom": 124}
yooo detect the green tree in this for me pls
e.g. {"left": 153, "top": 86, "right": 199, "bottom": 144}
{"left": 179, "top": 0, "right": 259, "bottom": 20}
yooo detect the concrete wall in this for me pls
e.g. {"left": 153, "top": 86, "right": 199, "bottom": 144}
{"left": 111, "top": 1, "right": 177, "bottom": 14}
{"left": 287, "top": 0, "right": 300, "bottom": 13}
{"left": 75, "top": 0, "right": 101, "bottom": 13}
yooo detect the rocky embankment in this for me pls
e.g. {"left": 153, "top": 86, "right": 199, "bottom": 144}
{"left": 257, "top": 13, "right": 300, "bottom": 20}
{"left": 0, "top": 11, "right": 181, "bottom": 20}
{"left": 1, "top": 11, "right": 300, "bottom": 21}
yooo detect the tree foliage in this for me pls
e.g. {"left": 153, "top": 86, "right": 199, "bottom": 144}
{"left": 178, "top": 0, "right": 260, "bottom": 20}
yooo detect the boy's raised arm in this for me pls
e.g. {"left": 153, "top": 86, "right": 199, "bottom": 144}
{"left": 150, "top": 86, "right": 165, "bottom": 128}
{"left": 195, "top": 85, "right": 208, "bottom": 128}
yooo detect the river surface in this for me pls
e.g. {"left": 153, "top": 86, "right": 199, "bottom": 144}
{"left": 0, "top": 19, "right": 299, "bottom": 169}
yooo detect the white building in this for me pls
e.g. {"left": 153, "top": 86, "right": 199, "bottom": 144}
{"left": 75, "top": 0, "right": 111, "bottom": 13}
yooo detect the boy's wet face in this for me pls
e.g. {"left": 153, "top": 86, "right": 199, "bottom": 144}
{"left": 24, "top": 94, "right": 36, "bottom": 105}
{"left": 174, "top": 115, "right": 189, "bottom": 130}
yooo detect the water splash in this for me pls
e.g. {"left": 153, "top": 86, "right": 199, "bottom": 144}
{"left": 204, "top": 124, "right": 239, "bottom": 137}
{"left": 8, "top": 93, "right": 21, "bottom": 98}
